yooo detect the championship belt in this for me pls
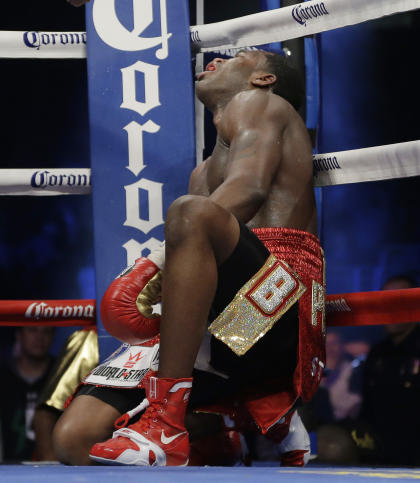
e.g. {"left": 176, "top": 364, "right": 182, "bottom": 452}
{"left": 209, "top": 254, "right": 306, "bottom": 356}
{"left": 83, "top": 342, "right": 159, "bottom": 388}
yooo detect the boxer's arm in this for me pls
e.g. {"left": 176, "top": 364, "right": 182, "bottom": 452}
{"left": 209, "top": 95, "right": 286, "bottom": 223}
{"left": 188, "top": 161, "right": 209, "bottom": 196}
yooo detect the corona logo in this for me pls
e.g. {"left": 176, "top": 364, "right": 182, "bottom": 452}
{"left": 292, "top": 2, "right": 329, "bottom": 27}
{"left": 25, "top": 302, "right": 94, "bottom": 319}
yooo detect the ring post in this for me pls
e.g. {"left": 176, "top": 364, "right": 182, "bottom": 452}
{"left": 85, "top": 0, "right": 196, "bottom": 357}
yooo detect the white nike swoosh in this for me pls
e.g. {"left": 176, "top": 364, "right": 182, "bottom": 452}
{"left": 160, "top": 430, "right": 186, "bottom": 445}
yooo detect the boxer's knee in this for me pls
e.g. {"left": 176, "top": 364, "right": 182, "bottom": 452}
{"left": 53, "top": 414, "right": 93, "bottom": 465}
{"left": 165, "top": 195, "right": 234, "bottom": 247}
{"left": 52, "top": 395, "right": 118, "bottom": 465}
{"left": 166, "top": 195, "right": 214, "bottom": 234}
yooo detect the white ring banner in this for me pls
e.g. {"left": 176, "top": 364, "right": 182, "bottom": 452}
{"left": 1, "top": 0, "right": 419, "bottom": 58}
{"left": 1, "top": 141, "right": 419, "bottom": 195}
{"left": 0, "top": 169, "right": 91, "bottom": 196}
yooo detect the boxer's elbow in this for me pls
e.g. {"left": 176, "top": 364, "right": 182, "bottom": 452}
{"left": 247, "top": 185, "right": 268, "bottom": 207}
{"left": 238, "top": 187, "right": 265, "bottom": 211}
{"left": 223, "top": 187, "right": 267, "bottom": 222}
{"left": 210, "top": 178, "right": 268, "bottom": 221}
{"left": 239, "top": 188, "right": 267, "bottom": 221}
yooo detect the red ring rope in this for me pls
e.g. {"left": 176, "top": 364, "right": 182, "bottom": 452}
{"left": 326, "top": 287, "right": 420, "bottom": 327}
{"left": 0, "top": 289, "right": 419, "bottom": 327}
{"left": 0, "top": 299, "right": 95, "bottom": 327}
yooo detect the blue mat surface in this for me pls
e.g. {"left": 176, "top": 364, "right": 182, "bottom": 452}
{"left": 1, "top": 465, "right": 420, "bottom": 483}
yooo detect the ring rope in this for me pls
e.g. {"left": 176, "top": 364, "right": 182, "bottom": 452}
{"left": 1, "top": 141, "right": 419, "bottom": 196}
{"left": 313, "top": 140, "right": 420, "bottom": 187}
{"left": 1, "top": 0, "right": 419, "bottom": 59}
{"left": 190, "top": 0, "right": 420, "bottom": 53}
{"left": 327, "top": 288, "right": 420, "bottom": 327}
{"left": 0, "top": 31, "right": 86, "bottom": 59}
{"left": 0, "top": 168, "right": 91, "bottom": 196}
{"left": 1, "top": 289, "right": 419, "bottom": 327}
{"left": 0, "top": 299, "right": 95, "bottom": 327}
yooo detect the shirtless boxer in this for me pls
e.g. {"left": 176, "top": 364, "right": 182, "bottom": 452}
{"left": 53, "top": 50, "right": 325, "bottom": 466}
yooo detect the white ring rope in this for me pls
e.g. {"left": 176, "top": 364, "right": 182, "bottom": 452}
{"left": 190, "top": 0, "right": 420, "bottom": 53}
{"left": 0, "top": 31, "right": 86, "bottom": 59}
{"left": 0, "top": 169, "right": 91, "bottom": 196}
{"left": 1, "top": 0, "right": 419, "bottom": 58}
{"left": 313, "top": 140, "right": 420, "bottom": 187}
{"left": 1, "top": 141, "right": 419, "bottom": 196}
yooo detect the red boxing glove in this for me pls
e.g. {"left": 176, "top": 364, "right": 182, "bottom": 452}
{"left": 100, "top": 258, "right": 162, "bottom": 344}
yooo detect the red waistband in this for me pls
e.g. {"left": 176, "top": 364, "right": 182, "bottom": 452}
{"left": 252, "top": 226, "right": 322, "bottom": 257}
{"left": 252, "top": 227, "right": 324, "bottom": 280}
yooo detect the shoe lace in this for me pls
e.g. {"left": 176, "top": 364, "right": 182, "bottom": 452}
{"left": 114, "top": 397, "right": 150, "bottom": 429}
{"left": 114, "top": 397, "right": 166, "bottom": 432}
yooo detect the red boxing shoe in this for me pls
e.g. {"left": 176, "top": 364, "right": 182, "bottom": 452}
{"left": 89, "top": 373, "right": 192, "bottom": 466}
{"left": 265, "top": 410, "right": 310, "bottom": 466}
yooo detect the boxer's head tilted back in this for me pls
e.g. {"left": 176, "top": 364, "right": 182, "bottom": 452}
{"left": 195, "top": 49, "right": 303, "bottom": 112}
{"left": 263, "top": 51, "right": 304, "bottom": 110}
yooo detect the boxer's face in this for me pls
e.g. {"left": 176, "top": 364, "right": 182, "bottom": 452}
{"left": 195, "top": 50, "right": 271, "bottom": 105}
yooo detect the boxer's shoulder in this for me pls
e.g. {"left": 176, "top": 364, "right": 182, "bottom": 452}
{"left": 220, "top": 90, "right": 290, "bottom": 140}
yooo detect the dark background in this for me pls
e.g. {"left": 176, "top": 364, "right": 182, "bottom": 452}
{"left": 1, "top": 1, "right": 420, "bottom": 355}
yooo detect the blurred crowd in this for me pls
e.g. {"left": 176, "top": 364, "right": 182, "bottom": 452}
{"left": 298, "top": 275, "right": 420, "bottom": 467}
{"left": 0, "top": 326, "right": 56, "bottom": 461}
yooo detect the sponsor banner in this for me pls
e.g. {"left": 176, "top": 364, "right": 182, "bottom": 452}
{"left": 313, "top": 140, "right": 420, "bottom": 187}
{"left": 190, "top": 0, "right": 420, "bottom": 52}
{"left": 0, "top": 299, "right": 95, "bottom": 326}
{"left": 84, "top": 342, "right": 159, "bottom": 388}
{"left": 0, "top": 169, "right": 91, "bottom": 196}
{"left": 0, "top": 31, "right": 86, "bottom": 58}
{"left": 86, "top": 1, "right": 195, "bottom": 357}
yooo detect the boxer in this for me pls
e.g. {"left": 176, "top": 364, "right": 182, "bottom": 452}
{"left": 53, "top": 50, "right": 325, "bottom": 467}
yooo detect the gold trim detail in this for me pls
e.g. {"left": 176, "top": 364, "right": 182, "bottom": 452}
{"left": 136, "top": 271, "right": 162, "bottom": 318}
{"left": 208, "top": 255, "right": 306, "bottom": 356}
{"left": 311, "top": 280, "right": 326, "bottom": 334}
